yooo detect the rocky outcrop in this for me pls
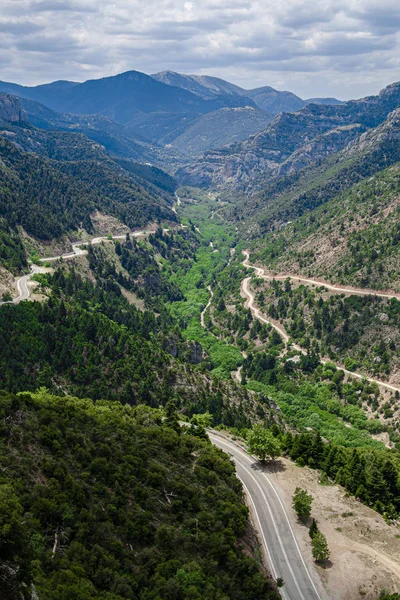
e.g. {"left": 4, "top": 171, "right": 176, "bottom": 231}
{"left": 0, "top": 94, "right": 28, "bottom": 124}
{"left": 178, "top": 81, "right": 400, "bottom": 192}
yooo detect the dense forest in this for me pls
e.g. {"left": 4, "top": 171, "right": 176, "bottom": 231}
{"left": 0, "top": 389, "right": 280, "bottom": 600}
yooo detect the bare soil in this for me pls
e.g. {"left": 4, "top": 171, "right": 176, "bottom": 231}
{"left": 268, "top": 457, "right": 400, "bottom": 599}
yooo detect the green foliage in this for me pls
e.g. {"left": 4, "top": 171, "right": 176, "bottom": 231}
{"left": 247, "top": 426, "right": 282, "bottom": 462}
{"left": 311, "top": 531, "right": 330, "bottom": 563}
{"left": 0, "top": 136, "right": 175, "bottom": 251}
{"left": 0, "top": 390, "right": 280, "bottom": 600}
{"left": 292, "top": 488, "right": 312, "bottom": 522}
{"left": 309, "top": 518, "right": 319, "bottom": 539}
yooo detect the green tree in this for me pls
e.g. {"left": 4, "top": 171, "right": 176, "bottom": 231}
{"left": 292, "top": 487, "right": 312, "bottom": 522}
{"left": 309, "top": 518, "right": 319, "bottom": 539}
{"left": 247, "top": 426, "right": 282, "bottom": 462}
{"left": 191, "top": 412, "right": 213, "bottom": 428}
{"left": 311, "top": 531, "right": 330, "bottom": 563}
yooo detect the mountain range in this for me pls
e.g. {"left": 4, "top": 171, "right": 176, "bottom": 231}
{"left": 0, "top": 69, "right": 343, "bottom": 158}
{"left": 178, "top": 81, "right": 400, "bottom": 190}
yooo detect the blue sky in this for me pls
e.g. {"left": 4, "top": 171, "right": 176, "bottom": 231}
{"left": 1, "top": 0, "right": 399, "bottom": 99}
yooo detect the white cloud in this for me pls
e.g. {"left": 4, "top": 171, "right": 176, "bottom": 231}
{"left": 0, "top": 0, "right": 399, "bottom": 99}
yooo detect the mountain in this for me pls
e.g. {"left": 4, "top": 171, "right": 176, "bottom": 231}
{"left": 151, "top": 71, "right": 343, "bottom": 115}
{"left": 17, "top": 95, "right": 185, "bottom": 167}
{"left": 152, "top": 70, "right": 248, "bottom": 99}
{"left": 0, "top": 70, "right": 254, "bottom": 127}
{"left": 230, "top": 105, "right": 400, "bottom": 230}
{"left": 0, "top": 94, "right": 179, "bottom": 271}
{"left": 166, "top": 106, "right": 273, "bottom": 157}
{"left": 245, "top": 86, "right": 305, "bottom": 114}
{"left": 177, "top": 81, "right": 400, "bottom": 190}
{"left": 305, "top": 97, "right": 344, "bottom": 106}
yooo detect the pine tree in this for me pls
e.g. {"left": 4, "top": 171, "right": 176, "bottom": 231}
{"left": 311, "top": 531, "right": 330, "bottom": 563}
{"left": 309, "top": 518, "right": 319, "bottom": 539}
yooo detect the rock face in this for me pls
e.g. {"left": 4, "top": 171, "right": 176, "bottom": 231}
{"left": 0, "top": 94, "right": 27, "bottom": 124}
{"left": 178, "top": 81, "right": 400, "bottom": 191}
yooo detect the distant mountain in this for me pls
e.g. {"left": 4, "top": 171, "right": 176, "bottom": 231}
{"left": 164, "top": 106, "right": 273, "bottom": 157}
{"left": 177, "top": 81, "right": 400, "bottom": 190}
{"left": 151, "top": 71, "right": 343, "bottom": 116}
{"left": 305, "top": 97, "right": 344, "bottom": 106}
{"left": 245, "top": 86, "right": 305, "bottom": 114}
{"left": 0, "top": 70, "right": 253, "bottom": 125}
{"left": 152, "top": 70, "right": 247, "bottom": 100}
{"left": 0, "top": 71, "right": 269, "bottom": 155}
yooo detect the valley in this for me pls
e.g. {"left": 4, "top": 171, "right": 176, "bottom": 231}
{"left": 1, "top": 66, "right": 400, "bottom": 600}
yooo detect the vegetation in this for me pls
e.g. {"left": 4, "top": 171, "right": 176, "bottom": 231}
{"left": 292, "top": 488, "right": 313, "bottom": 522}
{"left": 0, "top": 389, "right": 280, "bottom": 600}
{"left": 247, "top": 426, "right": 282, "bottom": 462}
{"left": 311, "top": 532, "right": 330, "bottom": 563}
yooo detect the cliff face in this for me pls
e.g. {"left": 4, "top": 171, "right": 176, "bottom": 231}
{"left": 0, "top": 94, "right": 28, "bottom": 124}
{"left": 178, "top": 82, "right": 400, "bottom": 192}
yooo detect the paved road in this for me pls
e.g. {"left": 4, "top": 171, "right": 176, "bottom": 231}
{"left": 209, "top": 432, "right": 326, "bottom": 600}
{"left": 0, "top": 230, "right": 152, "bottom": 306}
{"left": 242, "top": 251, "right": 400, "bottom": 394}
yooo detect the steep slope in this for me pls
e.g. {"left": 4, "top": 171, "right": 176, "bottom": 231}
{"left": 0, "top": 389, "right": 280, "bottom": 600}
{"left": 18, "top": 95, "right": 185, "bottom": 167}
{"left": 169, "top": 106, "right": 273, "bottom": 157}
{"left": 239, "top": 106, "right": 400, "bottom": 231}
{"left": 245, "top": 85, "right": 305, "bottom": 114}
{"left": 178, "top": 81, "right": 400, "bottom": 190}
{"left": 152, "top": 70, "right": 251, "bottom": 102}
{"left": 0, "top": 96, "right": 178, "bottom": 271}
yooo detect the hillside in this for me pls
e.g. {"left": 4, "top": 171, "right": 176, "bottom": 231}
{"left": 0, "top": 95, "right": 179, "bottom": 271}
{"left": 18, "top": 96, "right": 185, "bottom": 167}
{"left": 0, "top": 389, "right": 280, "bottom": 600}
{"left": 169, "top": 107, "right": 273, "bottom": 157}
{"left": 177, "top": 82, "right": 400, "bottom": 190}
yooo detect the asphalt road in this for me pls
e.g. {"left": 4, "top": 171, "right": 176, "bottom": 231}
{"left": 0, "top": 230, "right": 152, "bottom": 307}
{"left": 209, "top": 432, "right": 326, "bottom": 600}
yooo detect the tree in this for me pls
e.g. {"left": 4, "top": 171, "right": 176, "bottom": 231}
{"left": 292, "top": 487, "right": 312, "bottom": 522}
{"left": 247, "top": 426, "right": 281, "bottom": 462}
{"left": 191, "top": 412, "right": 213, "bottom": 428}
{"left": 164, "top": 400, "right": 180, "bottom": 433}
{"left": 311, "top": 531, "right": 330, "bottom": 563}
{"left": 309, "top": 518, "right": 319, "bottom": 539}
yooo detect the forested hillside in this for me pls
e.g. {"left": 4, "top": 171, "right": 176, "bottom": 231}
{"left": 0, "top": 389, "right": 280, "bottom": 600}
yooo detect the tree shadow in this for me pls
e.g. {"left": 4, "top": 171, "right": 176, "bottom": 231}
{"left": 251, "top": 459, "right": 286, "bottom": 474}
{"left": 317, "top": 559, "right": 333, "bottom": 570}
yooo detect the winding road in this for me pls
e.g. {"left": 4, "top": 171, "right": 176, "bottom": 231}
{"left": 0, "top": 230, "right": 152, "bottom": 306}
{"left": 209, "top": 431, "right": 326, "bottom": 600}
{"left": 242, "top": 251, "right": 400, "bottom": 394}
{"left": 243, "top": 251, "right": 400, "bottom": 300}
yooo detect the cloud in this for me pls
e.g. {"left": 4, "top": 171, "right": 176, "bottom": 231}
{"left": 0, "top": 0, "right": 399, "bottom": 99}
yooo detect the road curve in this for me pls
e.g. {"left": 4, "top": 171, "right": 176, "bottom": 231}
{"left": 242, "top": 251, "right": 400, "bottom": 394}
{"left": 0, "top": 230, "right": 153, "bottom": 307}
{"left": 209, "top": 432, "right": 326, "bottom": 600}
{"left": 242, "top": 251, "right": 400, "bottom": 300}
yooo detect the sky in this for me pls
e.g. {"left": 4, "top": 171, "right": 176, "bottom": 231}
{"left": 1, "top": 0, "right": 399, "bottom": 99}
